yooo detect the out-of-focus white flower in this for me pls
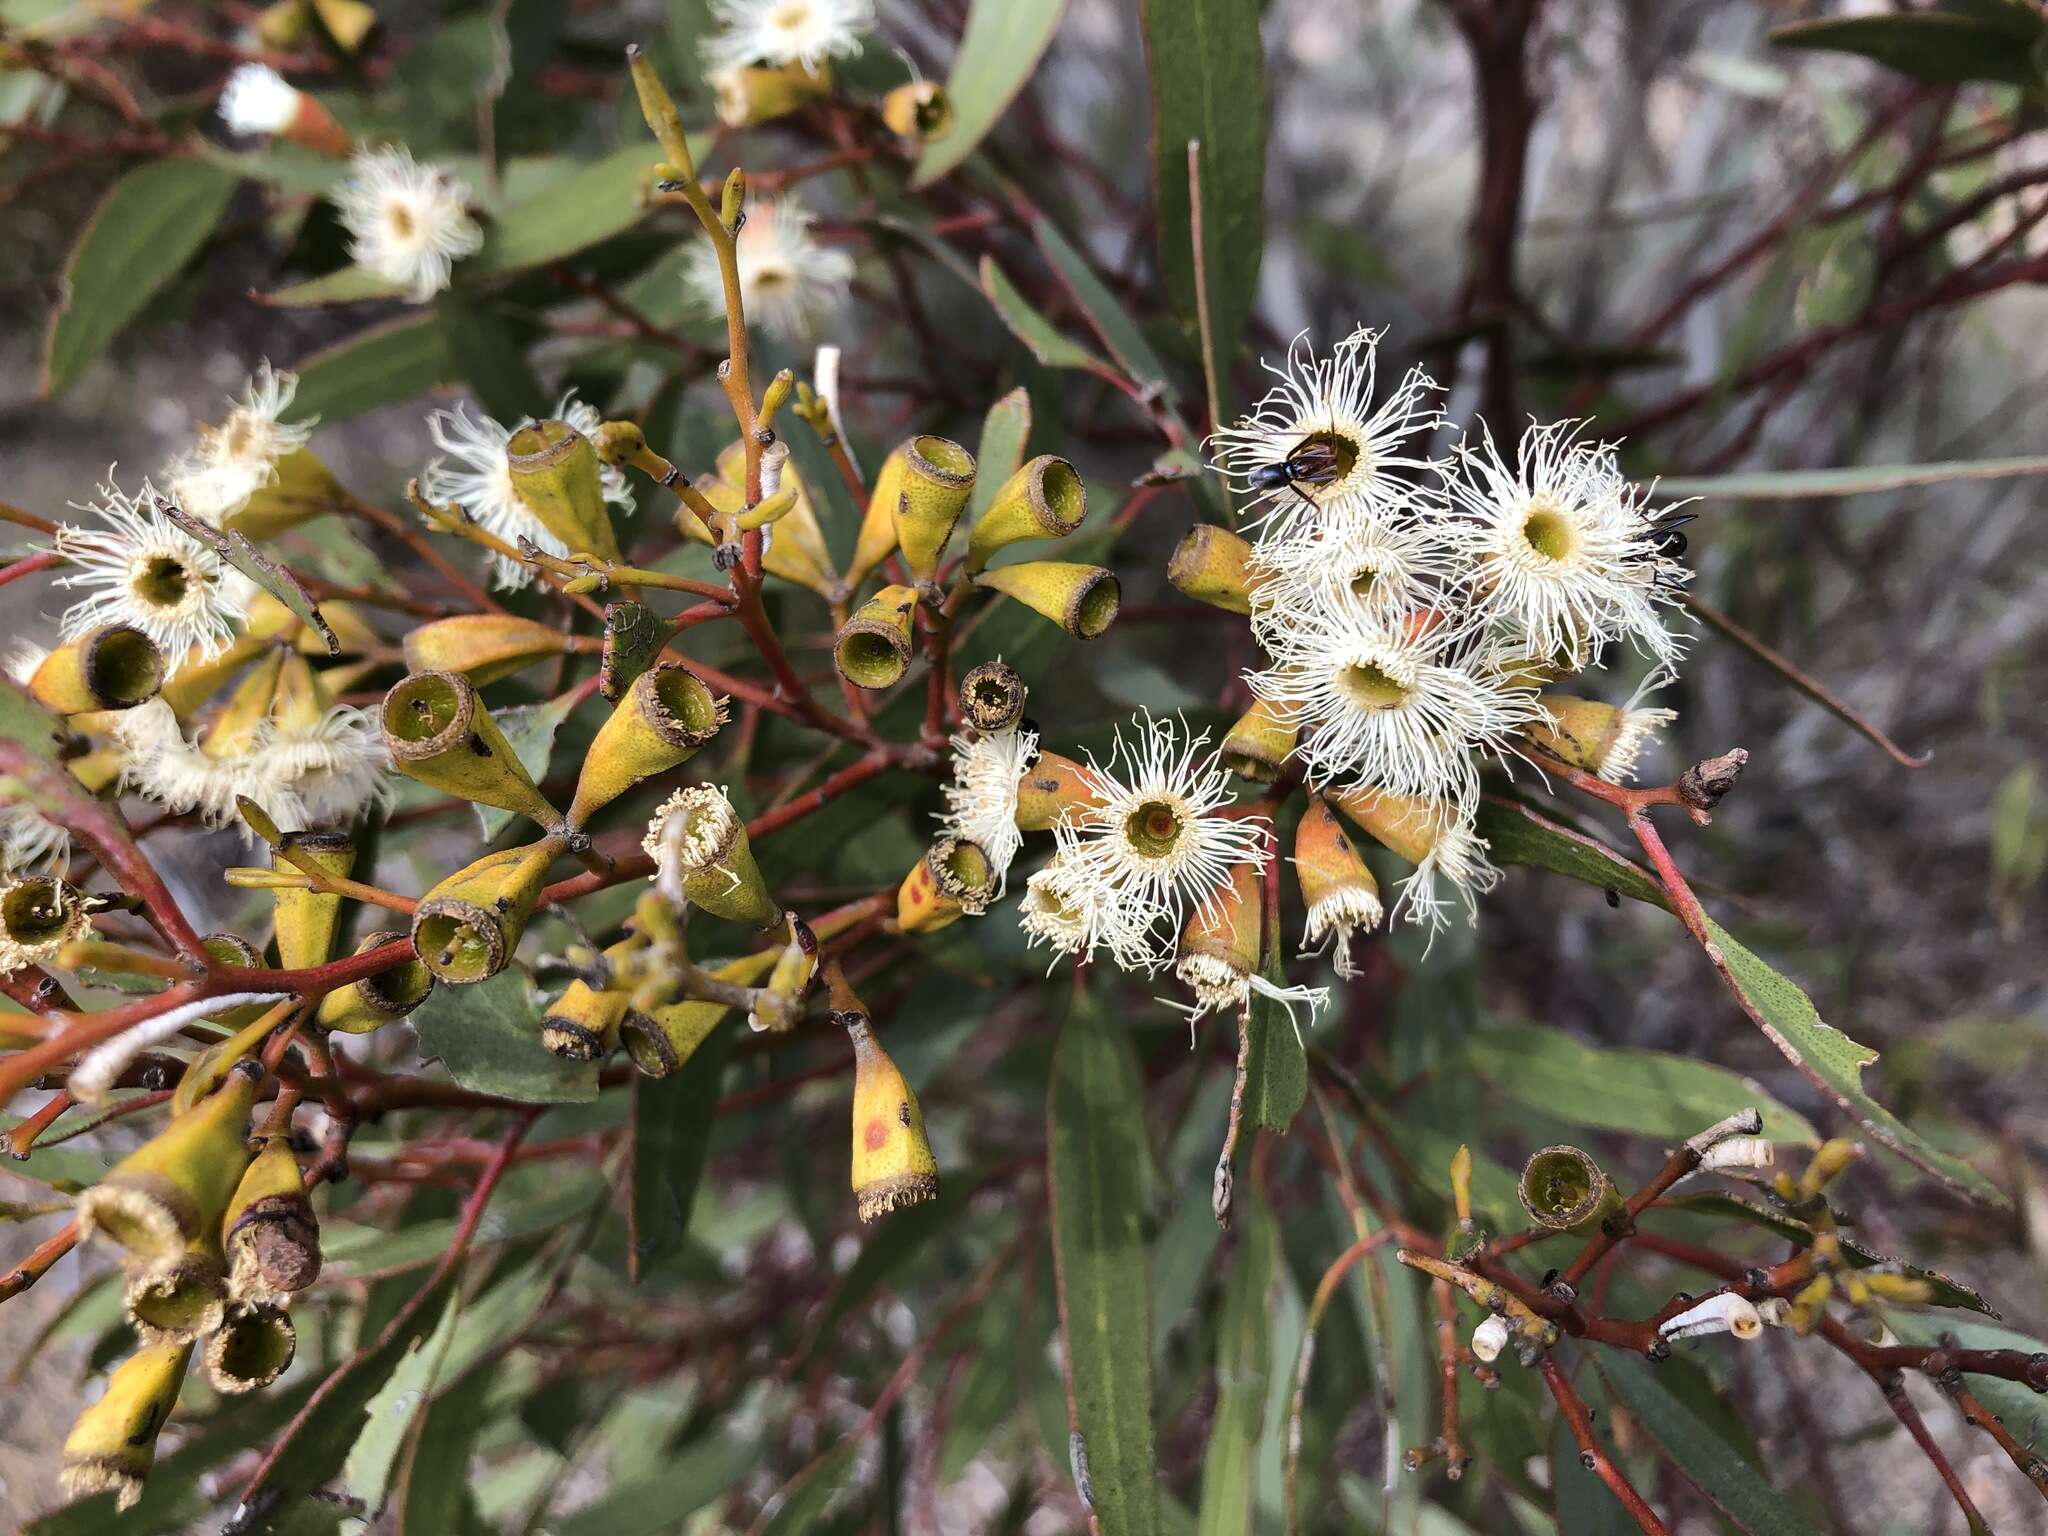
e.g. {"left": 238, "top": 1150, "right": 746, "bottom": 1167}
{"left": 218, "top": 64, "right": 302, "bottom": 135}
{"left": 937, "top": 725, "right": 1035, "bottom": 889}
{"left": 161, "top": 363, "right": 316, "bottom": 528}
{"left": 1207, "top": 327, "right": 1444, "bottom": 533}
{"left": 1017, "top": 850, "right": 1170, "bottom": 973}
{"left": 421, "top": 394, "right": 635, "bottom": 589}
{"left": 53, "top": 480, "right": 247, "bottom": 664}
{"left": 685, "top": 196, "right": 853, "bottom": 341}
{"left": 110, "top": 692, "right": 385, "bottom": 830}
{"left": 1443, "top": 420, "right": 1690, "bottom": 676}
{"left": 334, "top": 146, "right": 483, "bottom": 302}
{"left": 701, "top": 0, "right": 873, "bottom": 73}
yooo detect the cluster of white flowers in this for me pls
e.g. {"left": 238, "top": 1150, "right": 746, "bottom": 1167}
{"left": 421, "top": 392, "right": 638, "bottom": 589}
{"left": 53, "top": 480, "right": 250, "bottom": 662}
{"left": 1212, "top": 327, "right": 1691, "bottom": 927}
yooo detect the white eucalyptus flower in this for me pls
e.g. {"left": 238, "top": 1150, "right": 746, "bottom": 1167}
{"left": 1443, "top": 420, "right": 1690, "bottom": 675}
{"left": 701, "top": 0, "right": 873, "bottom": 73}
{"left": 161, "top": 362, "right": 316, "bottom": 528}
{"left": 218, "top": 63, "right": 303, "bottom": 136}
{"left": 1247, "top": 497, "right": 1467, "bottom": 636}
{"left": 334, "top": 146, "right": 483, "bottom": 302}
{"left": 937, "top": 725, "right": 1036, "bottom": 889}
{"left": 53, "top": 480, "right": 247, "bottom": 664}
{"left": 110, "top": 695, "right": 384, "bottom": 829}
{"left": 1207, "top": 327, "right": 1444, "bottom": 532}
{"left": 1017, "top": 850, "right": 1170, "bottom": 973}
{"left": 685, "top": 196, "right": 853, "bottom": 341}
{"left": 1392, "top": 797, "right": 1501, "bottom": 935}
{"left": 421, "top": 394, "right": 635, "bottom": 589}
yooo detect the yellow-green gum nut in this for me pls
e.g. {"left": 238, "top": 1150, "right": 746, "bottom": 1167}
{"left": 709, "top": 59, "right": 831, "bottom": 127}
{"left": 1012, "top": 749, "right": 1102, "bottom": 831}
{"left": 683, "top": 469, "right": 839, "bottom": 599}
{"left": 225, "top": 447, "right": 345, "bottom": 540}
{"left": 199, "top": 933, "right": 274, "bottom": 1030}
{"left": 1167, "top": 524, "right": 1255, "bottom": 615}
{"left": 402, "top": 613, "right": 574, "bottom": 685}
{"left": 270, "top": 830, "right": 353, "bottom": 974}
{"left": 505, "top": 418, "right": 620, "bottom": 563}
{"left": 75, "top": 1062, "right": 261, "bottom": 1263}
{"left": 896, "top": 837, "right": 994, "bottom": 933}
{"left": 966, "top": 455, "right": 1085, "bottom": 572}
{"left": 833, "top": 585, "right": 919, "bottom": 691}
{"left": 59, "top": 1338, "right": 192, "bottom": 1512}
{"left": 124, "top": 1238, "right": 230, "bottom": 1342}
{"left": 205, "top": 1302, "right": 297, "bottom": 1394}
{"left": 539, "top": 979, "right": 633, "bottom": 1062}
{"left": 410, "top": 838, "right": 562, "bottom": 985}
{"left": 881, "top": 79, "right": 954, "bottom": 141}
{"left": 1220, "top": 697, "right": 1299, "bottom": 783}
{"left": 381, "top": 671, "right": 566, "bottom": 834}
{"left": 970, "top": 562, "right": 1120, "bottom": 640}
{"left": 0, "top": 875, "right": 90, "bottom": 971}
{"left": 889, "top": 436, "right": 977, "bottom": 587}
{"left": 1325, "top": 786, "right": 1452, "bottom": 868}
{"left": 846, "top": 1013, "right": 938, "bottom": 1221}
{"left": 847, "top": 444, "right": 908, "bottom": 592}
{"left": 28, "top": 625, "right": 165, "bottom": 714}
{"left": 711, "top": 440, "right": 839, "bottom": 589}
{"left": 316, "top": 929, "right": 434, "bottom": 1032}
{"left": 957, "top": 659, "right": 1025, "bottom": 734}
{"left": 223, "top": 1135, "right": 319, "bottom": 1300}
{"left": 567, "top": 663, "right": 728, "bottom": 827}
{"left": 661, "top": 793, "right": 778, "bottom": 928}
{"left": 1518, "top": 1144, "right": 1621, "bottom": 1233}
{"left": 623, "top": 999, "right": 726, "bottom": 1077}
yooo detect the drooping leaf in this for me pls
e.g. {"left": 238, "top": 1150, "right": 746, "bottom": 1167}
{"left": 628, "top": 1017, "right": 738, "bottom": 1277}
{"left": 550, "top": 1434, "right": 753, "bottom": 1536}
{"left": 1655, "top": 454, "right": 2048, "bottom": 500}
{"left": 42, "top": 158, "right": 239, "bottom": 396}
{"left": 912, "top": 0, "right": 1071, "bottom": 187}
{"left": 1769, "top": 14, "right": 2045, "bottom": 88}
{"left": 474, "top": 693, "right": 580, "bottom": 840}
{"left": 289, "top": 314, "right": 458, "bottom": 424}
{"left": 1596, "top": 1354, "right": 1822, "bottom": 1536}
{"left": 1141, "top": 0, "right": 1267, "bottom": 391}
{"left": 1241, "top": 921, "right": 1306, "bottom": 1133}
{"left": 1048, "top": 996, "right": 1161, "bottom": 1536}
{"left": 980, "top": 255, "right": 1109, "bottom": 372}
{"left": 1195, "top": 1198, "right": 1276, "bottom": 1536}
{"left": 1033, "top": 218, "right": 1179, "bottom": 407}
{"left": 967, "top": 386, "right": 1033, "bottom": 523}
{"left": 160, "top": 502, "right": 341, "bottom": 656}
{"left": 395, "top": 1366, "right": 495, "bottom": 1536}
{"left": 410, "top": 968, "right": 600, "bottom": 1103}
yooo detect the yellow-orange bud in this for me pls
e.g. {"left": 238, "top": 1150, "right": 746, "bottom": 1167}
{"left": 896, "top": 837, "right": 995, "bottom": 933}
{"left": 1220, "top": 697, "right": 1298, "bottom": 783}
{"left": 834, "top": 974, "right": 938, "bottom": 1222}
{"left": 402, "top": 614, "right": 575, "bottom": 685}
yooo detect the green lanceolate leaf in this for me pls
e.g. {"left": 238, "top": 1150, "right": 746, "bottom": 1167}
{"left": 290, "top": 315, "right": 458, "bottom": 424}
{"left": 1769, "top": 14, "right": 2045, "bottom": 88}
{"left": 968, "top": 386, "right": 1033, "bottom": 523}
{"left": 435, "top": 290, "right": 545, "bottom": 425}
{"left": 629, "top": 1017, "right": 737, "bottom": 1278}
{"left": 341, "top": 1288, "right": 465, "bottom": 1519}
{"left": 980, "top": 255, "right": 1110, "bottom": 372}
{"left": 1475, "top": 793, "right": 1668, "bottom": 910}
{"left": 1033, "top": 218, "right": 1179, "bottom": 407}
{"left": 1141, "top": 0, "right": 1267, "bottom": 389}
{"left": 43, "top": 158, "right": 239, "bottom": 396}
{"left": 411, "top": 967, "right": 600, "bottom": 1103}
{"left": 1596, "top": 1355, "right": 1821, "bottom": 1536}
{"left": 550, "top": 1434, "right": 753, "bottom": 1536}
{"left": 1655, "top": 454, "right": 2048, "bottom": 500}
{"left": 1195, "top": 1198, "right": 1276, "bottom": 1536}
{"left": 1049, "top": 996, "right": 1161, "bottom": 1536}
{"left": 912, "top": 0, "right": 1071, "bottom": 187}
{"left": 1242, "top": 922, "right": 1306, "bottom": 1133}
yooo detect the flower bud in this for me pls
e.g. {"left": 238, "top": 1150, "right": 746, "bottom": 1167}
{"left": 205, "top": 1302, "right": 297, "bottom": 1394}
{"left": 836, "top": 981, "right": 938, "bottom": 1221}
{"left": 60, "top": 1339, "right": 192, "bottom": 1511}
{"left": 28, "top": 624, "right": 164, "bottom": 713}
{"left": 1525, "top": 693, "right": 1677, "bottom": 785}
{"left": 623, "top": 998, "right": 724, "bottom": 1078}
{"left": 897, "top": 837, "right": 995, "bottom": 933}
{"left": 1470, "top": 1314, "right": 1510, "bottom": 1364}
{"left": 889, "top": 435, "right": 976, "bottom": 588}
{"left": 1295, "top": 795, "right": 1381, "bottom": 976}
{"left": 1173, "top": 863, "right": 1261, "bottom": 1017}
{"left": 411, "top": 837, "right": 562, "bottom": 985}
{"left": 223, "top": 1133, "right": 319, "bottom": 1300}
{"left": 1801, "top": 1138, "right": 1864, "bottom": 1193}
{"left": 1518, "top": 1145, "right": 1619, "bottom": 1233}
{"left": 229, "top": 447, "right": 349, "bottom": 537}
{"left": 1698, "top": 1137, "right": 1775, "bottom": 1173}
{"left": 382, "top": 671, "right": 568, "bottom": 835}
{"left": 270, "top": 830, "right": 353, "bottom": 973}
{"left": 0, "top": 875, "right": 92, "bottom": 974}
{"left": 402, "top": 614, "right": 576, "bottom": 685}
{"left": 972, "top": 561, "right": 1120, "bottom": 640}
{"left": 567, "top": 662, "right": 728, "bottom": 826}
{"left": 1013, "top": 749, "right": 1103, "bottom": 831}
{"left": 966, "top": 455, "right": 1085, "bottom": 572}
{"left": 125, "top": 1236, "right": 230, "bottom": 1342}
{"left": 834, "top": 585, "right": 920, "bottom": 690}
{"left": 505, "top": 417, "right": 621, "bottom": 564}
{"left": 643, "top": 786, "right": 778, "bottom": 927}
{"left": 77, "top": 1062, "right": 261, "bottom": 1263}
{"left": 957, "top": 659, "right": 1026, "bottom": 733}
{"left": 1220, "top": 697, "right": 1298, "bottom": 782}
{"left": 748, "top": 914, "right": 818, "bottom": 1033}
{"left": 1659, "top": 1292, "right": 1763, "bottom": 1343}
{"left": 1863, "top": 1271, "right": 1937, "bottom": 1305}
{"left": 881, "top": 79, "right": 954, "bottom": 142}
{"left": 1167, "top": 524, "right": 1255, "bottom": 614}
{"left": 540, "top": 976, "right": 635, "bottom": 1061}
{"left": 708, "top": 60, "right": 831, "bottom": 127}
{"left": 317, "top": 930, "right": 434, "bottom": 1032}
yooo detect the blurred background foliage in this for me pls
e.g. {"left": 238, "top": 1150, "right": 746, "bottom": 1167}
{"left": 2, "top": 0, "right": 2047, "bottom": 1532}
